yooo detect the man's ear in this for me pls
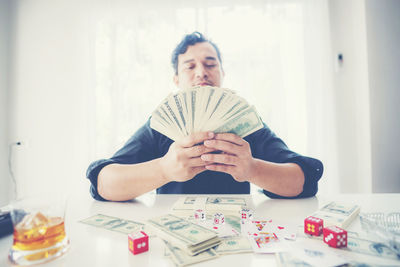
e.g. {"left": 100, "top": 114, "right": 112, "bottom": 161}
{"left": 173, "top": 75, "right": 179, "bottom": 86}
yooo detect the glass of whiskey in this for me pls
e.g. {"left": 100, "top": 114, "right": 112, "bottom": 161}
{"left": 8, "top": 193, "right": 70, "bottom": 265}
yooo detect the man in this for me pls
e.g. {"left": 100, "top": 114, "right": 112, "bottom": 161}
{"left": 86, "top": 32, "right": 323, "bottom": 201}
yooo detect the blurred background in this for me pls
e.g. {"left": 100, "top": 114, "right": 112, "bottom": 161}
{"left": 1, "top": 0, "right": 399, "bottom": 205}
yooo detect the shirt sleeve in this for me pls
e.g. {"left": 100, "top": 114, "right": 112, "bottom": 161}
{"left": 86, "top": 120, "right": 159, "bottom": 201}
{"left": 246, "top": 123, "right": 323, "bottom": 199}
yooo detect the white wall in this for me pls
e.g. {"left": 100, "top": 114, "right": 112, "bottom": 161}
{"left": 365, "top": 0, "right": 400, "bottom": 192}
{"left": 0, "top": 0, "right": 11, "bottom": 206}
{"left": 328, "top": 0, "right": 372, "bottom": 193}
{"left": 329, "top": 0, "right": 400, "bottom": 193}
{"left": 8, "top": 0, "right": 93, "bottom": 198}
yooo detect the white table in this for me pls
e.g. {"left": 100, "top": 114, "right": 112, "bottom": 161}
{"left": 1, "top": 190, "right": 400, "bottom": 267}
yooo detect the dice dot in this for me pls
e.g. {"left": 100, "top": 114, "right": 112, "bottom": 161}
{"left": 137, "top": 243, "right": 141, "bottom": 248}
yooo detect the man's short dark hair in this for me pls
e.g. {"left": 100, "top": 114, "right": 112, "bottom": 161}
{"left": 171, "top": 31, "right": 222, "bottom": 75}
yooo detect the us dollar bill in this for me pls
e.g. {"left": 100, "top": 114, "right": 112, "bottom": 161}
{"left": 346, "top": 236, "right": 399, "bottom": 260}
{"left": 164, "top": 241, "right": 218, "bottom": 266}
{"left": 80, "top": 214, "right": 144, "bottom": 234}
{"left": 300, "top": 231, "right": 399, "bottom": 261}
{"left": 214, "top": 105, "right": 263, "bottom": 137}
{"left": 276, "top": 252, "right": 396, "bottom": 267}
{"left": 276, "top": 252, "right": 312, "bottom": 267}
{"left": 224, "top": 214, "right": 242, "bottom": 232}
{"left": 172, "top": 196, "right": 248, "bottom": 214}
{"left": 147, "top": 214, "right": 220, "bottom": 255}
{"left": 150, "top": 86, "right": 263, "bottom": 141}
{"left": 214, "top": 236, "right": 253, "bottom": 255}
{"left": 312, "top": 201, "right": 361, "bottom": 228}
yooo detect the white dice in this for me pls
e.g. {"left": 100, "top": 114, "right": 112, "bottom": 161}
{"left": 194, "top": 209, "right": 206, "bottom": 220}
{"left": 213, "top": 213, "right": 225, "bottom": 224}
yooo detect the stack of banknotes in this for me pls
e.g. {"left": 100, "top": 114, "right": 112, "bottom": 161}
{"left": 150, "top": 86, "right": 264, "bottom": 141}
{"left": 311, "top": 201, "right": 361, "bottom": 228}
{"left": 171, "top": 196, "right": 249, "bottom": 217}
{"left": 147, "top": 214, "right": 221, "bottom": 256}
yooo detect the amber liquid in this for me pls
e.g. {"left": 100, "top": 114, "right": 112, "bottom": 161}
{"left": 12, "top": 217, "right": 66, "bottom": 261}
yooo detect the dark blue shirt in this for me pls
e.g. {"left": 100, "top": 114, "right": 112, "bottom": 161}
{"left": 86, "top": 119, "right": 323, "bottom": 201}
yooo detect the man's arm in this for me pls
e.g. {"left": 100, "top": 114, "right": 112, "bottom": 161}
{"left": 201, "top": 133, "right": 305, "bottom": 197}
{"left": 98, "top": 158, "right": 167, "bottom": 201}
{"left": 97, "top": 132, "right": 217, "bottom": 201}
{"left": 246, "top": 160, "right": 304, "bottom": 197}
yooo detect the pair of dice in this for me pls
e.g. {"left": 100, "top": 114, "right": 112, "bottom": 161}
{"left": 304, "top": 216, "right": 347, "bottom": 248}
{"left": 128, "top": 231, "right": 149, "bottom": 255}
{"left": 194, "top": 209, "right": 225, "bottom": 224}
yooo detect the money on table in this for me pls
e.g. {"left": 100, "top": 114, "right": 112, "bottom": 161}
{"left": 79, "top": 214, "right": 144, "bottom": 234}
{"left": 171, "top": 196, "right": 249, "bottom": 217}
{"left": 192, "top": 216, "right": 240, "bottom": 238}
{"left": 146, "top": 214, "right": 221, "bottom": 256}
{"left": 78, "top": 199, "right": 399, "bottom": 266}
{"left": 311, "top": 201, "right": 361, "bottom": 228}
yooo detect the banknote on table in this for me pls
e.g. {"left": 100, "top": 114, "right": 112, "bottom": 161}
{"left": 214, "top": 236, "right": 253, "bottom": 255}
{"left": 194, "top": 219, "right": 240, "bottom": 238}
{"left": 188, "top": 214, "right": 242, "bottom": 233}
{"left": 147, "top": 214, "right": 220, "bottom": 255}
{"left": 346, "top": 236, "right": 400, "bottom": 260}
{"left": 150, "top": 86, "right": 263, "bottom": 141}
{"left": 276, "top": 251, "right": 312, "bottom": 267}
{"left": 288, "top": 242, "right": 348, "bottom": 267}
{"left": 311, "top": 201, "right": 361, "bottom": 228}
{"left": 224, "top": 214, "right": 242, "bottom": 232}
{"left": 172, "top": 196, "right": 249, "bottom": 217}
{"left": 164, "top": 241, "right": 219, "bottom": 266}
{"left": 299, "top": 230, "right": 399, "bottom": 261}
{"left": 80, "top": 214, "right": 144, "bottom": 234}
{"left": 276, "top": 251, "right": 396, "bottom": 267}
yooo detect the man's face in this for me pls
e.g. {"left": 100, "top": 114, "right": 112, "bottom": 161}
{"left": 174, "top": 42, "right": 224, "bottom": 89}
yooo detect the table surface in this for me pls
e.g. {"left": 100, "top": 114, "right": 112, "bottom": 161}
{"left": 1, "top": 189, "right": 400, "bottom": 267}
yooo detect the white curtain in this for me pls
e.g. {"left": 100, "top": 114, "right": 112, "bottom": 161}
{"left": 88, "top": 0, "right": 338, "bottom": 194}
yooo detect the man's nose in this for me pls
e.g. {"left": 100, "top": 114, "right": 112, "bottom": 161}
{"left": 195, "top": 65, "right": 207, "bottom": 78}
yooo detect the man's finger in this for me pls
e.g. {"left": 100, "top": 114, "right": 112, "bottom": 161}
{"left": 203, "top": 139, "right": 239, "bottom": 155}
{"left": 187, "top": 145, "right": 217, "bottom": 157}
{"left": 189, "top": 157, "right": 210, "bottom": 167}
{"left": 214, "top": 133, "right": 246, "bottom": 145}
{"left": 201, "top": 153, "right": 237, "bottom": 165}
{"left": 178, "top": 132, "right": 215, "bottom": 148}
{"left": 205, "top": 163, "right": 235, "bottom": 173}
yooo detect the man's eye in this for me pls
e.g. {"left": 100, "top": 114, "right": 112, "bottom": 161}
{"left": 206, "top": 64, "right": 216, "bottom": 68}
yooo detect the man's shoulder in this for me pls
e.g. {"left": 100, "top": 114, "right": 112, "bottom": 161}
{"left": 130, "top": 117, "right": 172, "bottom": 145}
{"left": 134, "top": 118, "right": 155, "bottom": 137}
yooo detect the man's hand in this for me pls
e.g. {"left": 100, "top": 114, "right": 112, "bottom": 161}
{"left": 201, "top": 133, "right": 256, "bottom": 182}
{"left": 160, "top": 132, "right": 217, "bottom": 182}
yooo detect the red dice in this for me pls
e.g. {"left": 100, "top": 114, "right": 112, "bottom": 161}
{"left": 323, "top": 226, "right": 347, "bottom": 248}
{"left": 128, "top": 231, "right": 149, "bottom": 255}
{"left": 304, "top": 216, "right": 323, "bottom": 236}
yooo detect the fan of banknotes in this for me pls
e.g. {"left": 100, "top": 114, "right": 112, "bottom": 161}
{"left": 150, "top": 86, "right": 264, "bottom": 141}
